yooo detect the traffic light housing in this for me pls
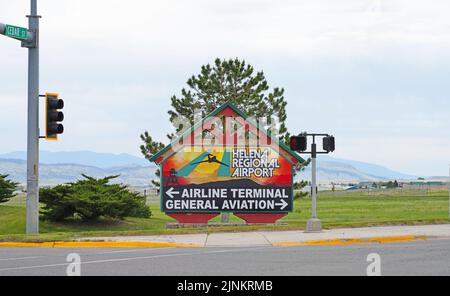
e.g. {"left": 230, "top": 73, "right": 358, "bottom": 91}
{"left": 45, "top": 93, "right": 64, "bottom": 140}
{"left": 290, "top": 135, "right": 308, "bottom": 152}
{"left": 323, "top": 136, "right": 335, "bottom": 152}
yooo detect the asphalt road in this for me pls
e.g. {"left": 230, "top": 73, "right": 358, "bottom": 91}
{"left": 0, "top": 239, "right": 449, "bottom": 276}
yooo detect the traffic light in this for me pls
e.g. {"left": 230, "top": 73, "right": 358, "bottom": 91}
{"left": 323, "top": 136, "right": 335, "bottom": 152}
{"left": 290, "top": 135, "right": 308, "bottom": 152}
{"left": 45, "top": 93, "right": 64, "bottom": 140}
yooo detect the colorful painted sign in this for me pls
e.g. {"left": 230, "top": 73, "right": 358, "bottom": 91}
{"left": 161, "top": 146, "right": 294, "bottom": 213}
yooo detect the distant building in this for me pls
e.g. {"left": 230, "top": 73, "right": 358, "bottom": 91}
{"left": 357, "top": 182, "right": 377, "bottom": 189}
{"left": 403, "top": 181, "right": 447, "bottom": 190}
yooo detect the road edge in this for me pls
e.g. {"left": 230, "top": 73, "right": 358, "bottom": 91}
{"left": 0, "top": 241, "right": 203, "bottom": 249}
{"left": 0, "top": 235, "right": 431, "bottom": 248}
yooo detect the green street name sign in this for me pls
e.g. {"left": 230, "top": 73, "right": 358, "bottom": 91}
{"left": 4, "top": 24, "right": 28, "bottom": 40}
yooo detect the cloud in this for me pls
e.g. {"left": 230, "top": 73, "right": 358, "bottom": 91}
{"left": 0, "top": 0, "right": 449, "bottom": 175}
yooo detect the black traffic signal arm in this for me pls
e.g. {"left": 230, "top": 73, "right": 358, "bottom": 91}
{"left": 290, "top": 133, "right": 335, "bottom": 156}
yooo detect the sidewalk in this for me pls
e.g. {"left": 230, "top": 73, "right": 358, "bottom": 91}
{"left": 77, "top": 224, "right": 450, "bottom": 248}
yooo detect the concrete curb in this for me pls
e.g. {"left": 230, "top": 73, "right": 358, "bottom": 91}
{"left": 0, "top": 235, "right": 429, "bottom": 248}
{"left": 273, "top": 235, "right": 428, "bottom": 247}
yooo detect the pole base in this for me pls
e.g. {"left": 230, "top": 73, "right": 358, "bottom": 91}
{"left": 305, "top": 218, "right": 322, "bottom": 233}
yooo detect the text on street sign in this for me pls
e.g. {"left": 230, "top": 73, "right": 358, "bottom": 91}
{"left": 4, "top": 24, "right": 28, "bottom": 40}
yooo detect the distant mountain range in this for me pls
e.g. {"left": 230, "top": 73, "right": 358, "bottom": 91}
{"left": 0, "top": 158, "right": 155, "bottom": 187}
{"left": 296, "top": 155, "right": 418, "bottom": 183}
{"left": 0, "top": 151, "right": 149, "bottom": 168}
{"left": 0, "top": 150, "right": 427, "bottom": 186}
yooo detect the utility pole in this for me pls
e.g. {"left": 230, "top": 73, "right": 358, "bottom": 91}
{"left": 25, "top": 0, "right": 40, "bottom": 235}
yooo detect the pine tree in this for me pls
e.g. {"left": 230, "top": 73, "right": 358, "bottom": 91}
{"left": 0, "top": 174, "right": 18, "bottom": 204}
{"left": 141, "top": 58, "right": 308, "bottom": 188}
{"left": 140, "top": 132, "right": 165, "bottom": 188}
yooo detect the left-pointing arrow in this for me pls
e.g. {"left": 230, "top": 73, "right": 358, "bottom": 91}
{"left": 166, "top": 187, "right": 180, "bottom": 199}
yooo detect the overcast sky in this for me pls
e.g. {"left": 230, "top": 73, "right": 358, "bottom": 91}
{"left": 0, "top": 0, "right": 449, "bottom": 176}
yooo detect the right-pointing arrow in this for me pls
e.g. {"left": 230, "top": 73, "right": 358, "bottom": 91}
{"left": 275, "top": 199, "right": 289, "bottom": 210}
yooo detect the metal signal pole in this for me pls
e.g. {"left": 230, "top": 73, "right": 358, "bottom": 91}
{"left": 2, "top": 1, "right": 64, "bottom": 235}
{"left": 26, "top": 0, "right": 40, "bottom": 234}
{"left": 0, "top": 1, "right": 59, "bottom": 234}
{"left": 306, "top": 137, "right": 322, "bottom": 233}
{"left": 290, "top": 133, "right": 335, "bottom": 233}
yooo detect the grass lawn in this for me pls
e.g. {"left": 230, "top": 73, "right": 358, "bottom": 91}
{"left": 0, "top": 190, "right": 449, "bottom": 242}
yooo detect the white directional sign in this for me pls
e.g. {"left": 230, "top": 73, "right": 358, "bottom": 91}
{"left": 163, "top": 184, "right": 291, "bottom": 212}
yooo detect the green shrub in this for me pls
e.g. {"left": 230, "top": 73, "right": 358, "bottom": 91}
{"left": 0, "top": 174, "right": 18, "bottom": 204}
{"left": 40, "top": 174, "right": 151, "bottom": 222}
